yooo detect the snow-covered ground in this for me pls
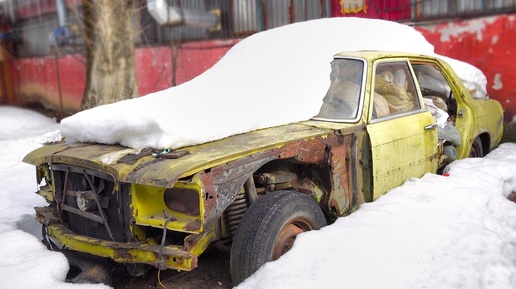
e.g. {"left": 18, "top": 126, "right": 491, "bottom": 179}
{"left": 0, "top": 106, "right": 109, "bottom": 289}
{"left": 2, "top": 108, "right": 516, "bottom": 289}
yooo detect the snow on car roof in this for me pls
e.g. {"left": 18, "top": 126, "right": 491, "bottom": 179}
{"left": 60, "top": 17, "right": 488, "bottom": 150}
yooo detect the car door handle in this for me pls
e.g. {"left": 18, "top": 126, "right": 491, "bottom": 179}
{"left": 424, "top": 123, "right": 438, "bottom": 130}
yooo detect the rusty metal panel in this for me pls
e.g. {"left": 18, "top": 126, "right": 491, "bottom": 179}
{"left": 38, "top": 212, "right": 199, "bottom": 271}
{"left": 326, "top": 134, "right": 352, "bottom": 215}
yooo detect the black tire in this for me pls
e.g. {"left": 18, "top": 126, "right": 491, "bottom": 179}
{"left": 230, "top": 190, "right": 327, "bottom": 285}
{"left": 60, "top": 249, "right": 112, "bottom": 285}
{"left": 469, "top": 137, "right": 484, "bottom": 158}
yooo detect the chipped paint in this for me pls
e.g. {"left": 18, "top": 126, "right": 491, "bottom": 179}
{"left": 492, "top": 35, "right": 499, "bottom": 44}
{"left": 492, "top": 73, "right": 503, "bottom": 90}
{"left": 439, "top": 19, "right": 488, "bottom": 42}
{"left": 99, "top": 148, "right": 139, "bottom": 164}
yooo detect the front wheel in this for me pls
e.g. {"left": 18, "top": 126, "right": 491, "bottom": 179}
{"left": 469, "top": 137, "right": 484, "bottom": 158}
{"left": 230, "top": 190, "right": 327, "bottom": 285}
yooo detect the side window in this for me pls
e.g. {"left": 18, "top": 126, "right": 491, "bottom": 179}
{"left": 411, "top": 63, "right": 456, "bottom": 116}
{"left": 411, "top": 63, "right": 462, "bottom": 147}
{"left": 373, "top": 62, "right": 421, "bottom": 119}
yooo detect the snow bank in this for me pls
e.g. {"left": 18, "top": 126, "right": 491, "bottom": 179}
{"left": 438, "top": 55, "right": 488, "bottom": 98}
{"left": 60, "top": 17, "right": 488, "bottom": 150}
{"left": 0, "top": 107, "right": 109, "bottom": 289}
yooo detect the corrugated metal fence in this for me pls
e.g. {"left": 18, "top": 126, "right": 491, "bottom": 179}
{"left": 2, "top": 0, "right": 516, "bottom": 58}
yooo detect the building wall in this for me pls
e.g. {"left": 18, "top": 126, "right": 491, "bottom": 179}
{"left": 13, "top": 39, "right": 238, "bottom": 112}
{"left": 133, "top": 39, "right": 239, "bottom": 96}
{"left": 15, "top": 54, "right": 85, "bottom": 111}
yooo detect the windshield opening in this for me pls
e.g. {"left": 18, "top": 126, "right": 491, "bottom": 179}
{"left": 315, "top": 58, "right": 365, "bottom": 121}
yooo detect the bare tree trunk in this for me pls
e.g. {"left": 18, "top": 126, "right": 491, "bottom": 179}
{"left": 81, "top": 0, "right": 138, "bottom": 110}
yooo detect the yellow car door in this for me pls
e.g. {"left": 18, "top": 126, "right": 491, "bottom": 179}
{"left": 410, "top": 58, "right": 503, "bottom": 159}
{"left": 366, "top": 59, "right": 438, "bottom": 200}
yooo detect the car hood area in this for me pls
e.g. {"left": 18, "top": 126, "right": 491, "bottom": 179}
{"left": 24, "top": 122, "right": 334, "bottom": 188}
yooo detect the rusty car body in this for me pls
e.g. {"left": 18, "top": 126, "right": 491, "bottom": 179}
{"left": 23, "top": 51, "right": 504, "bottom": 284}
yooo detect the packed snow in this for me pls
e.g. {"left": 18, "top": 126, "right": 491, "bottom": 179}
{"left": 2, "top": 107, "right": 516, "bottom": 289}
{"left": 0, "top": 106, "right": 109, "bottom": 289}
{"left": 60, "top": 17, "right": 488, "bottom": 150}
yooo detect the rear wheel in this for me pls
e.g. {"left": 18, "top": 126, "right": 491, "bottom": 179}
{"left": 230, "top": 190, "right": 326, "bottom": 285}
{"left": 469, "top": 137, "right": 484, "bottom": 158}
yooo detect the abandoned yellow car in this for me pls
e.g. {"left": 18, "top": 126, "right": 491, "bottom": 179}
{"left": 24, "top": 51, "right": 503, "bottom": 285}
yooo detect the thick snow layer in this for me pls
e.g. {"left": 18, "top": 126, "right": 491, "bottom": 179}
{"left": 2, "top": 106, "right": 515, "bottom": 289}
{"left": 439, "top": 55, "right": 488, "bottom": 98}
{"left": 0, "top": 106, "right": 109, "bottom": 289}
{"left": 60, "top": 17, "right": 488, "bottom": 150}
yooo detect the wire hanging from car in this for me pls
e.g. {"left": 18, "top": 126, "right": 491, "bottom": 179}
{"left": 157, "top": 210, "right": 174, "bottom": 288}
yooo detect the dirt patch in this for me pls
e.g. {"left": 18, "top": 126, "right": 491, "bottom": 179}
{"left": 113, "top": 250, "right": 233, "bottom": 289}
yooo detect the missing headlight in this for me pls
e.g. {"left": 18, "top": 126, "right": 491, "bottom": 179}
{"left": 164, "top": 188, "right": 200, "bottom": 216}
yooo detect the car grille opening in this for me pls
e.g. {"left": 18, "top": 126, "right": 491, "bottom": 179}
{"left": 52, "top": 165, "right": 132, "bottom": 242}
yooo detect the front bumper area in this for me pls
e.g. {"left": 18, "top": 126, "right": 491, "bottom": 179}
{"left": 36, "top": 206, "right": 198, "bottom": 271}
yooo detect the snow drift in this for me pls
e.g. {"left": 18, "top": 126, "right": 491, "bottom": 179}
{"left": 60, "top": 17, "right": 489, "bottom": 150}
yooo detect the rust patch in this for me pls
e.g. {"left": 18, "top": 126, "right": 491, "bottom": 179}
{"left": 118, "top": 148, "right": 189, "bottom": 165}
{"left": 508, "top": 192, "right": 516, "bottom": 203}
{"left": 184, "top": 219, "right": 202, "bottom": 232}
{"left": 200, "top": 172, "right": 216, "bottom": 214}
{"left": 293, "top": 136, "right": 327, "bottom": 164}
{"left": 118, "top": 148, "right": 154, "bottom": 165}
{"left": 327, "top": 134, "right": 353, "bottom": 215}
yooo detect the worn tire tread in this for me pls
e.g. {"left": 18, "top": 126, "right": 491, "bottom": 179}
{"left": 230, "top": 190, "right": 326, "bottom": 285}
